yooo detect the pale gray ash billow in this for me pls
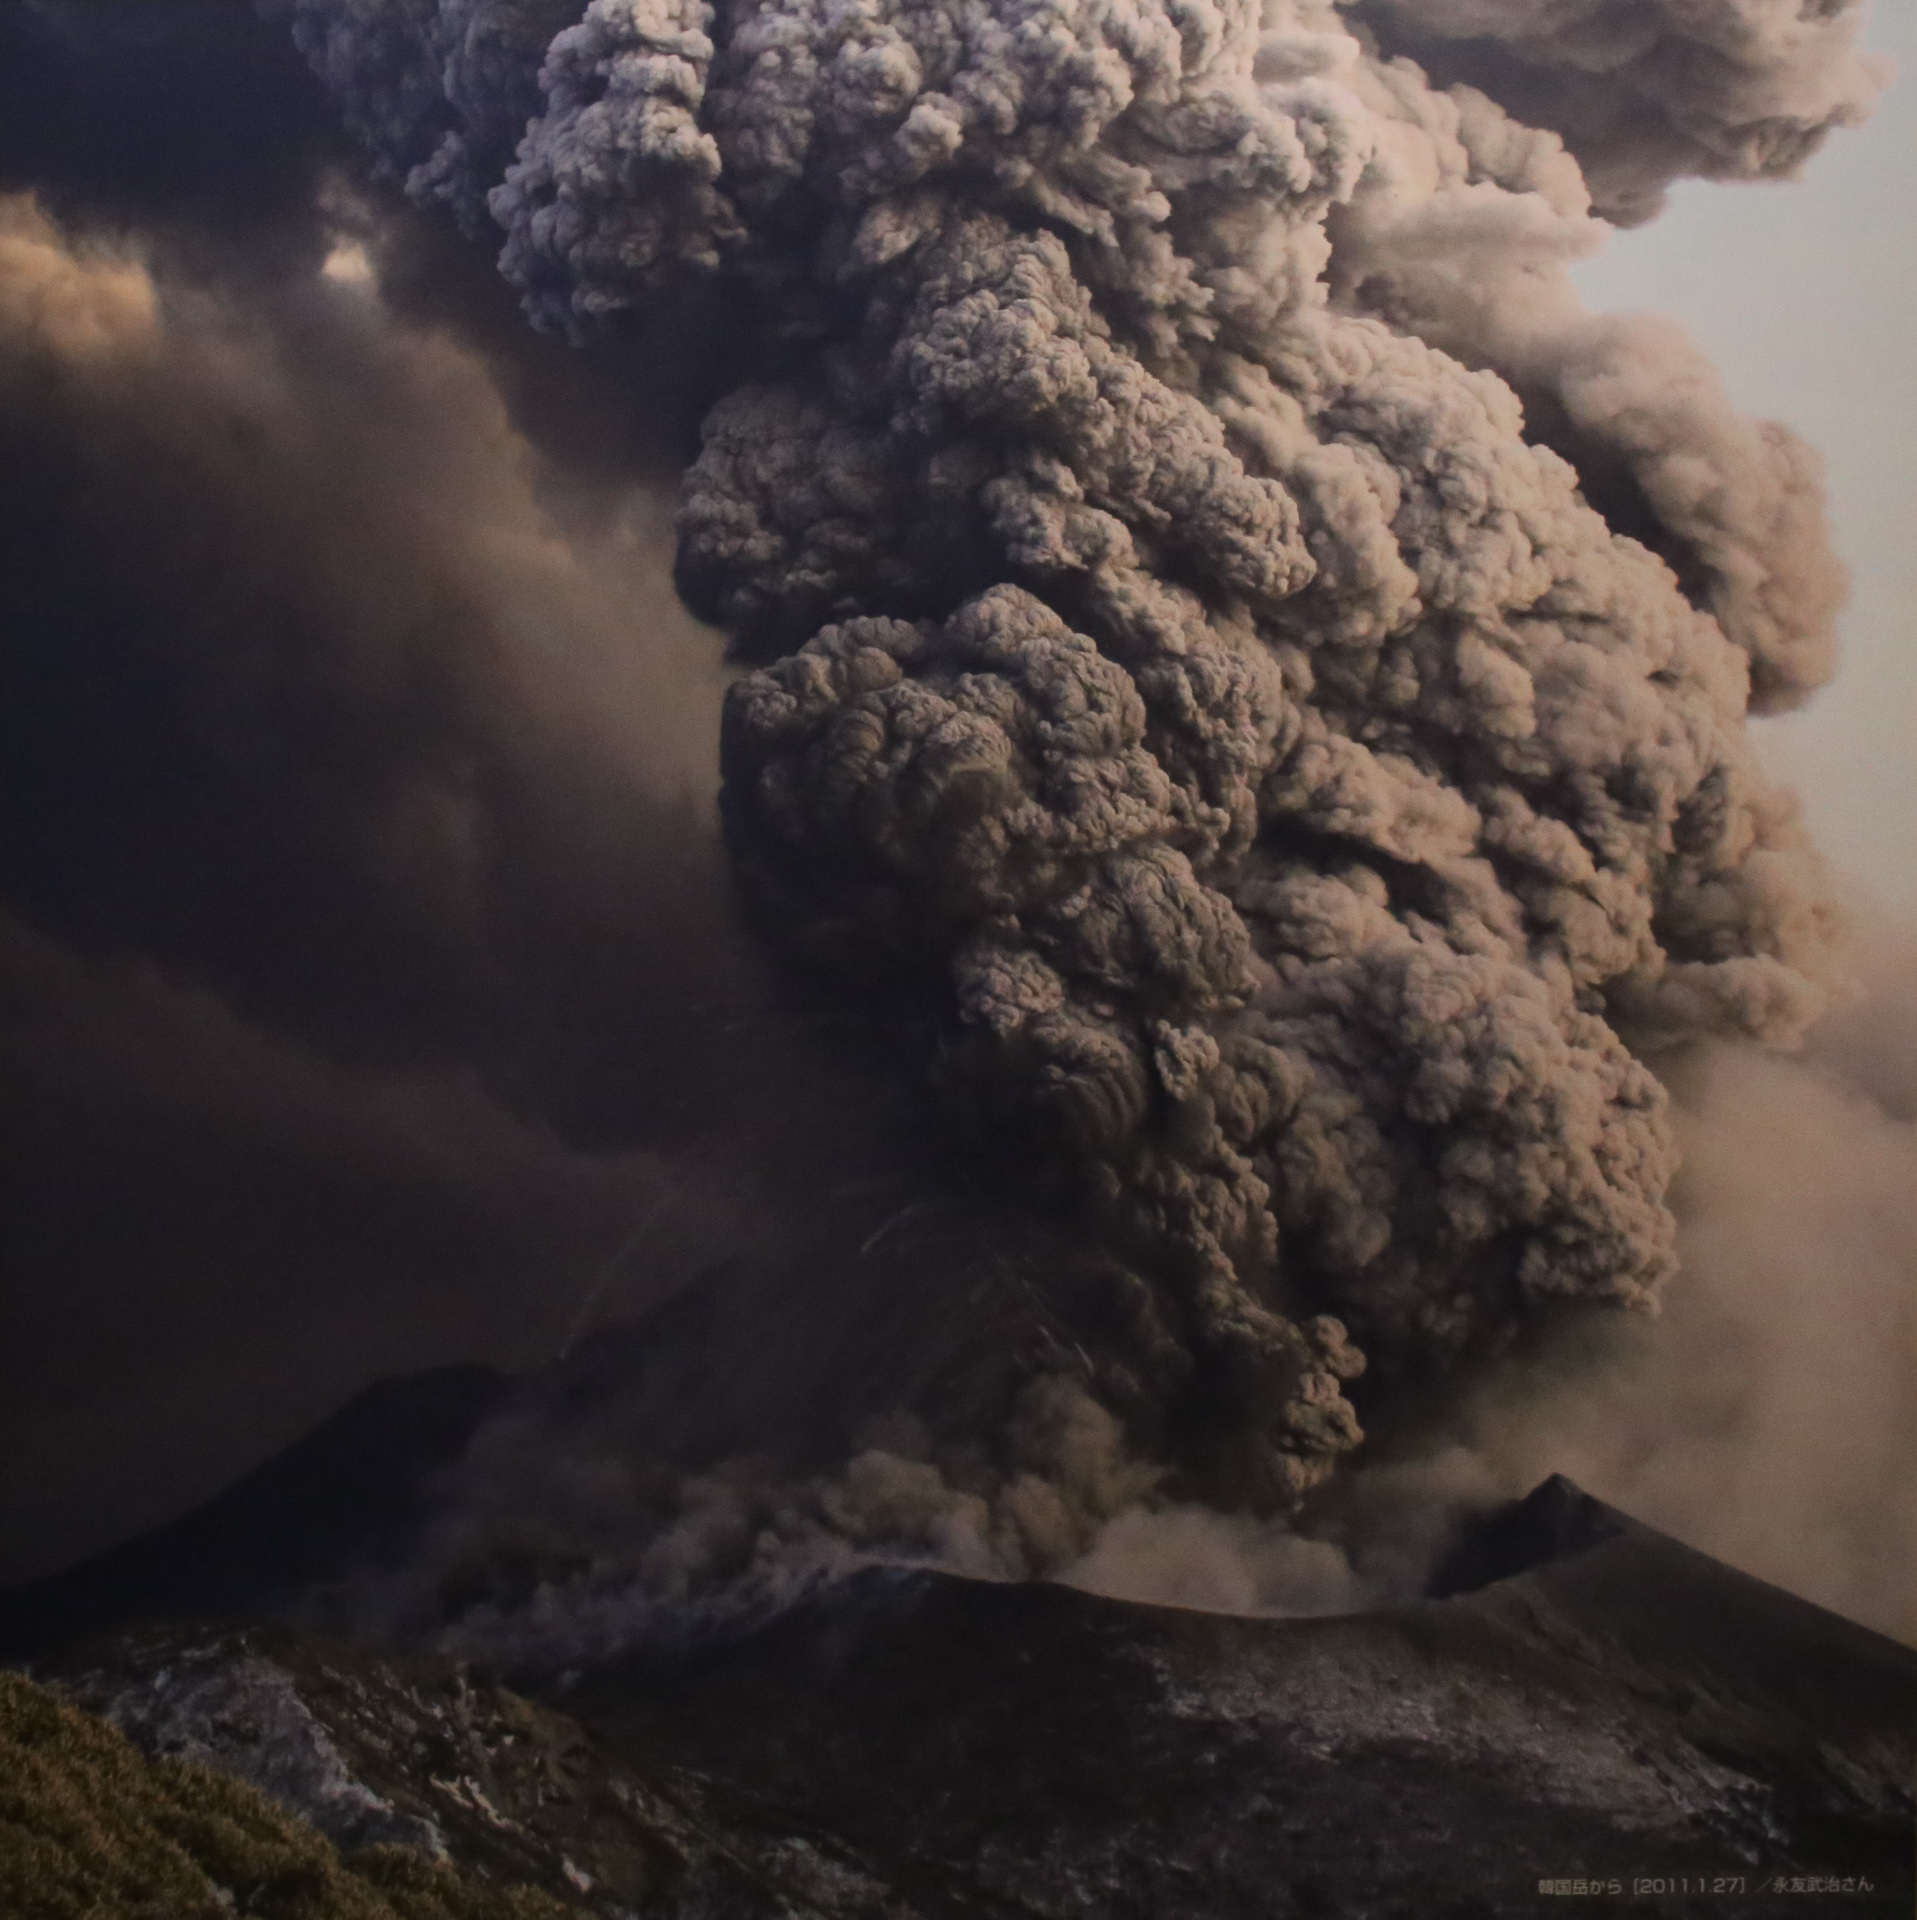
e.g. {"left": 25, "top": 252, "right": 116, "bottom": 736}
{"left": 275, "top": 0, "right": 1880, "bottom": 1516}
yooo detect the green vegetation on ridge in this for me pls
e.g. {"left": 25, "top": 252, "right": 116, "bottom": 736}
{"left": 0, "top": 1670, "right": 574, "bottom": 1920}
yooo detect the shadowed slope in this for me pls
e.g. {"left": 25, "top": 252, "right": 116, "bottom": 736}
{"left": 0, "top": 1366, "right": 509, "bottom": 1659}
{"left": 559, "top": 1503, "right": 1914, "bottom": 1918}
{"left": 5, "top": 1355, "right": 1909, "bottom": 1919}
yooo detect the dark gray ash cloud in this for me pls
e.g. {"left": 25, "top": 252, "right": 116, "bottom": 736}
{"left": 0, "top": 63, "right": 768, "bottom": 1581}
{"left": 3, "top": 2, "right": 1903, "bottom": 1636}
{"left": 272, "top": 0, "right": 1873, "bottom": 1527}
{"left": 1349, "top": 0, "right": 1890, "bottom": 225}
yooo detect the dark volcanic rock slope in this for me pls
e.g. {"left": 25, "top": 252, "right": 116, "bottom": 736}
{"left": 38, "top": 1622, "right": 943, "bottom": 1919}
{"left": 0, "top": 1366, "right": 512, "bottom": 1659}
{"left": 562, "top": 1515, "right": 1915, "bottom": 1919}
{"left": 9, "top": 1462, "right": 1913, "bottom": 1918}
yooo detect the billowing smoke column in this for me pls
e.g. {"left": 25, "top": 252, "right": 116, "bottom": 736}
{"left": 280, "top": 0, "right": 1877, "bottom": 1514}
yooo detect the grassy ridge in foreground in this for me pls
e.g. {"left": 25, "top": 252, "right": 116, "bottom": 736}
{"left": 0, "top": 1670, "right": 573, "bottom": 1920}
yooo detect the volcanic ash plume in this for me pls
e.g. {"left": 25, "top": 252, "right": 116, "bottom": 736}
{"left": 282, "top": 0, "right": 1872, "bottom": 1518}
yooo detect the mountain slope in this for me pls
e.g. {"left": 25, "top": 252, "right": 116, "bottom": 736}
{"left": 0, "top": 1667, "right": 569, "bottom": 1920}
{"left": 0, "top": 1365, "right": 510, "bottom": 1659}
{"left": 6, "top": 1357, "right": 1911, "bottom": 1919}
{"left": 34, "top": 1618, "right": 983, "bottom": 1919}
{"left": 560, "top": 1491, "right": 1915, "bottom": 1918}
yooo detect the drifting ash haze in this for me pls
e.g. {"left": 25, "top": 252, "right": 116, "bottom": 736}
{"left": 1, "top": 0, "right": 1910, "bottom": 1643}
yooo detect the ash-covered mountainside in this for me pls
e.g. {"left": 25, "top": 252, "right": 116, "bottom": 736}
{"left": 0, "top": 1364, "right": 513, "bottom": 1661}
{"left": 561, "top": 1485, "right": 1915, "bottom": 1918}
{"left": 14, "top": 1474, "right": 1914, "bottom": 1920}
{"left": 31, "top": 1622, "right": 938, "bottom": 1919}
{"left": 0, "top": 1666, "right": 579, "bottom": 1920}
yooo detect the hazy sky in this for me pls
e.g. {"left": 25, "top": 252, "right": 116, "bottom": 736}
{"left": 1572, "top": 2, "right": 1916, "bottom": 919}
